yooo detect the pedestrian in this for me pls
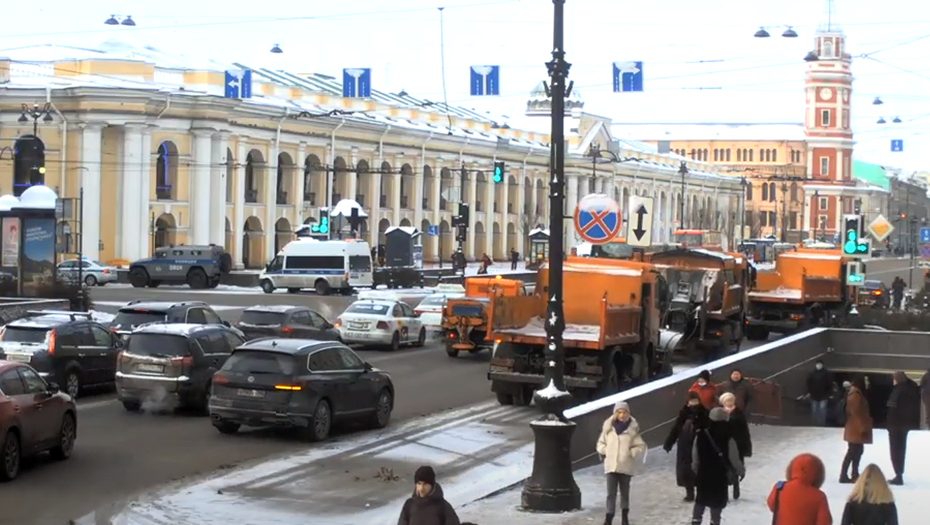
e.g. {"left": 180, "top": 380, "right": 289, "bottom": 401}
{"left": 840, "top": 375, "right": 873, "bottom": 484}
{"left": 689, "top": 370, "right": 718, "bottom": 410}
{"left": 509, "top": 248, "right": 519, "bottom": 270}
{"left": 806, "top": 360, "right": 833, "bottom": 426}
{"left": 839, "top": 463, "right": 898, "bottom": 525}
{"left": 719, "top": 392, "right": 752, "bottom": 500}
{"left": 596, "top": 401, "right": 647, "bottom": 525}
{"left": 830, "top": 381, "right": 852, "bottom": 427}
{"left": 920, "top": 365, "right": 930, "bottom": 428}
{"left": 396, "top": 466, "right": 462, "bottom": 525}
{"left": 885, "top": 370, "right": 921, "bottom": 485}
{"left": 663, "top": 391, "right": 710, "bottom": 502}
{"left": 891, "top": 278, "right": 905, "bottom": 310}
{"left": 767, "top": 453, "right": 832, "bottom": 525}
{"left": 716, "top": 368, "right": 753, "bottom": 414}
{"left": 690, "top": 407, "right": 744, "bottom": 525}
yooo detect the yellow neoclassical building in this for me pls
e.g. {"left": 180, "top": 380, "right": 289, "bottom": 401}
{"left": 0, "top": 40, "right": 743, "bottom": 268}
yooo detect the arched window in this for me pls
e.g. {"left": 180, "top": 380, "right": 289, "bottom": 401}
{"left": 762, "top": 183, "right": 769, "bottom": 201}
{"left": 737, "top": 149, "right": 742, "bottom": 162}
{"left": 823, "top": 40, "right": 834, "bottom": 58}
{"left": 769, "top": 183, "right": 776, "bottom": 202}
{"left": 749, "top": 150, "right": 754, "bottom": 162}
{"left": 703, "top": 149, "right": 709, "bottom": 161}
{"left": 714, "top": 149, "right": 719, "bottom": 162}
{"left": 772, "top": 149, "right": 778, "bottom": 162}
{"left": 726, "top": 149, "right": 731, "bottom": 162}
{"left": 790, "top": 182, "right": 798, "bottom": 202}
{"left": 13, "top": 135, "right": 45, "bottom": 196}
{"left": 745, "top": 183, "right": 753, "bottom": 201}
{"left": 690, "top": 149, "right": 696, "bottom": 159}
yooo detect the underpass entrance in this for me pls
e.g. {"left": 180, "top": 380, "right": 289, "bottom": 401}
{"left": 830, "top": 369, "right": 923, "bottom": 429}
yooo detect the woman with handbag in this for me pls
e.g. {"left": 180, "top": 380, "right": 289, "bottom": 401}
{"left": 690, "top": 407, "right": 744, "bottom": 525}
{"left": 767, "top": 453, "right": 832, "bottom": 525}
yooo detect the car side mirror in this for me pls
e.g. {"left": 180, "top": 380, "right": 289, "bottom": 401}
{"left": 47, "top": 382, "right": 60, "bottom": 393}
{"left": 363, "top": 362, "right": 373, "bottom": 371}
{"left": 222, "top": 320, "right": 231, "bottom": 327}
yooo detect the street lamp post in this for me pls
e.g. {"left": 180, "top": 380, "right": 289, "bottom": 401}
{"left": 520, "top": 0, "right": 581, "bottom": 513}
{"left": 739, "top": 177, "right": 748, "bottom": 243}
{"left": 780, "top": 182, "right": 788, "bottom": 242}
{"left": 678, "top": 162, "right": 689, "bottom": 229}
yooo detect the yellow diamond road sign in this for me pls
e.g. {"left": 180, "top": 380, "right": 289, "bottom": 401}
{"left": 868, "top": 214, "right": 894, "bottom": 242}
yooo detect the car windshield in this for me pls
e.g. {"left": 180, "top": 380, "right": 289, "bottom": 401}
{"left": 1, "top": 326, "right": 51, "bottom": 344}
{"left": 127, "top": 333, "right": 191, "bottom": 357}
{"left": 239, "top": 311, "right": 287, "bottom": 326}
{"left": 345, "top": 303, "right": 389, "bottom": 315}
{"left": 113, "top": 310, "right": 167, "bottom": 329}
{"left": 223, "top": 350, "right": 297, "bottom": 375}
{"left": 862, "top": 281, "right": 882, "bottom": 290}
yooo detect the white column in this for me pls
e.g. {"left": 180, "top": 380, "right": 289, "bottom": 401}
{"left": 191, "top": 130, "right": 213, "bottom": 245}
{"left": 295, "top": 142, "right": 306, "bottom": 224}
{"left": 233, "top": 142, "right": 246, "bottom": 269}
{"left": 370, "top": 166, "right": 382, "bottom": 246}
{"left": 567, "top": 174, "right": 579, "bottom": 246}
{"left": 466, "top": 171, "right": 477, "bottom": 258}
{"left": 137, "top": 128, "right": 152, "bottom": 260}
{"left": 80, "top": 124, "right": 103, "bottom": 260}
{"left": 348, "top": 147, "right": 359, "bottom": 204}
{"left": 484, "top": 168, "right": 494, "bottom": 256}
{"left": 392, "top": 155, "right": 403, "bottom": 225}
{"left": 120, "top": 125, "right": 143, "bottom": 260}
{"left": 265, "top": 140, "right": 279, "bottom": 261}
{"left": 579, "top": 176, "right": 589, "bottom": 199}
{"left": 431, "top": 160, "right": 442, "bottom": 261}
{"left": 516, "top": 169, "right": 526, "bottom": 257}
{"left": 413, "top": 158, "right": 425, "bottom": 233}
{"left": 500, "top": 170, "right": 510, "bottom": 256}
{"left": 210, "top": 132, "right": 230, "bottom": 246}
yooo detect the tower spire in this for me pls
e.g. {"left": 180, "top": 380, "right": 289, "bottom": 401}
{"left": 818, "top": 0, "right": 841, "bottom": 33}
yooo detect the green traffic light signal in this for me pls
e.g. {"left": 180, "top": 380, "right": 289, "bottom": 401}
{"left": 319, "top": 217, "right": 329, "bottom": 234}
{"left": 493, "top": 162, "right": 504, "bottom": 183}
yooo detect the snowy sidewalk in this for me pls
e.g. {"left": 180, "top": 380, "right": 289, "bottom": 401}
{"left": 460, "top": 426, "right": 929, "bottom": 525}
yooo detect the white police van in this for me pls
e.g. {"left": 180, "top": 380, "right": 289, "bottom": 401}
{"left": 258, "top": 239, "right": 373, "bottom": 295}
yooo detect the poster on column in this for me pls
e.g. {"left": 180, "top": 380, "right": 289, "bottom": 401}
{"left": 21, "top": 218, "right": 56, "bottom": 296}
{"left": 1, "top": 218, "right": 20, "bottom": 269}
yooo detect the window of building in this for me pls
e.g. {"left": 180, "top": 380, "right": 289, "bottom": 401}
{"left": 790, "top": 182, "right": 798, "bottom": 202}
{"left": 818, "top": 215, "right": 828, "bottom": 231}
{"left": 823, "top": 40, "right": 834, "bottom": 58}
{"left": 769, "top": 182, "right": 776, "bottom": 202}
{"left": 762, "top": 183, "right": 768, "bottom": 201}
{"left": 772, "top": 149, "right": 777, "bottom": 162}
{"left": 769, "top": 211, "right": 777, "bottom": 227}
{"left": 761, "top": 213, "right": 768, "bottom": 227}
{"left": 690, "top": 149, "right": 696, "bottom": 159}
{"left": 842, "top": 110, "right": 849, "bottom": 129}
{"left": 713, "top": 149, "right": 718, "bottom": 162}
{"left": 821, "top": 110, "right": 831, "bottom": 127}
{"left": 703, "top": 149, "right": 709, "bottom": 161}
{"left": 749, "top": 149, "right": 754, "bottom": 162}
{"left": 820, "top": 157, "right": 829, "bottom": 176}
{"left": 725, "top": 149, "right": 731, "bottom": 162}
{"left": 745, "top": 184, "right": 753, "bottom": 201}
{"left": 790, "top": 212, "right": 797, "bottom": 229}
{"left": 737, "top": 149, "right": 742, "bottom": 162}
{"left": 844, "top": 162, "right": 851, "bottom": 179}
{"left": 819, "top": 197, "right": 828, "bottom": 211}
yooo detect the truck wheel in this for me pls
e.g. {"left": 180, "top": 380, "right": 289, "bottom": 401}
{"left": 314, "top": 280, "right": 330, "bottom": 295}
{"left": 147, "top": 280, "right": 161, "bottom": 288}
{"left": 218, "top": 252, "right": 233, "bottom": 274}
{"left": 287, "top": 288, "right": 299, "bottom": 294}
{"left": 187, "top": 268, "right": 208, "bottom": 289}
{"left": 495, "top": 392, "right": 514, "bottom": 405}
{"left": 513, "top": 385, "right": 534, "bottom": 407}
{"left": 129, "top": 267, "right": 150, "bottom": 288}
{"left": 445, "top": 347, "right": 459, "bottom": 357}
{"left": 260, "top": 279, "right": 275, "bottom": 294}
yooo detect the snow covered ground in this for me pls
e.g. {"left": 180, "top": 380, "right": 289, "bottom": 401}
{"left": 461, "top": 426, "right": 929, "bottom": 525}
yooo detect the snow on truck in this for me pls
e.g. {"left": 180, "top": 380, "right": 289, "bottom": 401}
{"left": 486, "top": 256, "right": 670, "bottom": 406}
{"left": 745, "top": 249, "right": 855, "bottom": 340}
{"left": 441, "top": 276, "right": 531, "bottom": 358}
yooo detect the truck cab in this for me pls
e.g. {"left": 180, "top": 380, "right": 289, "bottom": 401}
{"left": 441, "top": 276, "right": 529, "bottom": 358}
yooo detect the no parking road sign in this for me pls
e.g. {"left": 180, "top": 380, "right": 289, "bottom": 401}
{"left": 574, "top": 194, "right": 621, "bottom": 245}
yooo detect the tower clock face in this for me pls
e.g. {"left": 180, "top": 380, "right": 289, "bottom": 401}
{"left": 820, "top": 88, "right": 833, "bottom": 100}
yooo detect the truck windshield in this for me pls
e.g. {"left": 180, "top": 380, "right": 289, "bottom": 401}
{"left": 591, "top": 243, "right": 634, "bottom": 259}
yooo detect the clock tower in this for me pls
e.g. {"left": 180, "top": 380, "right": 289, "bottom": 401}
{"left": 803, "top": 0, "right": 856, "bottom": 238}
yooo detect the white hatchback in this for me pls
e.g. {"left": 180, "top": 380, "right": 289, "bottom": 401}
{"left": 335, "top": 299, "right": 426, "bottom": 350}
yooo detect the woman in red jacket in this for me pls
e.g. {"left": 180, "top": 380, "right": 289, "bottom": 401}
{"left": 689, "top": 370, "right": 717, "bottom": 410}
{"left": 767, "top": 453, "right": 832, "bottom": 525}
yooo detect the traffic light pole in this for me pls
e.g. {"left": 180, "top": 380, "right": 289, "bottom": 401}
{"left": 520, "top": 0, "right": 581, "bottom": 513}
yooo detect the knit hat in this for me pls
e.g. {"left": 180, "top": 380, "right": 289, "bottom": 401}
{"left": 698, "top": 370, "right": 711, "bottom": 382}
{"left": 688, "top": 391, "right": 701, "bottom": 400}
{"left": 613, "top": 400, "right": 630, "bottom": 413}
{"left": 414, "top": 466, "right": 436, "bottom": 485}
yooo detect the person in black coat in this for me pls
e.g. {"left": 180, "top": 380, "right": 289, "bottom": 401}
{"left": 719, "top": 392, "right": 752, "bottom": 500}
{"left": 397, "top": 466, "right": 462, "bottom": 525}
{"left": 886, "top": 370, "right": 921, "bottom": 485}
{"left": 664, "top": 392, "right": 710, "bottom": 502}
{"left": 690, "top": 407, "right": 745, "bottom": 525}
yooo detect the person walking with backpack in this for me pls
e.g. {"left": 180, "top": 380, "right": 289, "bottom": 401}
{"left": 690, "top": 407, "right": 744, "bottom": 525}
{"left": 767, "top": 453, "right": 832, "bottom": 525}
{"left": 596, "top": 401, "right": 647, "bottom": 525}
{"left": 840, "top": 376, "right": 873, "bottom": 484}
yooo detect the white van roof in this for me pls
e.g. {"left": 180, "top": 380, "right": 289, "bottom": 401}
{"left": 279, "top": 239, "right": 371, "bottom": 256}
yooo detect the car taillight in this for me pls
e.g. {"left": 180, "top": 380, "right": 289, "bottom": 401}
{"left": 213, "top": 373, "right": 229, "bottom": 385}
{"left": 102, "top": 269, "right": 110, "bottom": 274}
{"left": 414, "top": 310, "right": 423, "bottom": 316}
{"left": 874, "top": 291, "right": 881, "bottom": 296}
{"left": 376, "top": 321, "right": 389, "bottom": 330}
{"left": 281, "top": 326, "right": 293, "bottom": 334}
{"left": 170, "top": 356, "right": 194, "bottom": 370}
{"left": 47, "top": 329, "right": 56, "bottom": 356}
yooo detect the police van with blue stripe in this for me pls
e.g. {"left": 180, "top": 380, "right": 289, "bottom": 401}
{"left": 259, "top": 239, "right": 373, "bottom": 295}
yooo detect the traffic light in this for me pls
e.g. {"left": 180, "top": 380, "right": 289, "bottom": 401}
{"left": 455, "top": 224, "right": 467, "bottom": 242}
{"left": 846, "top": 261, "right": 865, "bottom": 286}
{"left": 348, "top": 207, "right": 361, "bottom": 234}
{"left": 842, "top": 214, "right": 868, "bottom": 256}
{"left": 310, "top": 208, "right": 330, "bottom": 237}
{"left": 493, "top": 162, "right": 505, "bottom": 184}
{"left": 453, "top": 203, "right": 469, "bottom": 227}
{"left": 900, "top": 213, "right": 906, "bottom": 219}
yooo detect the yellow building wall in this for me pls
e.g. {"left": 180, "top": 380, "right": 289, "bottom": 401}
{"left": 100, "top": 127, "right": 121, "bottom": 262}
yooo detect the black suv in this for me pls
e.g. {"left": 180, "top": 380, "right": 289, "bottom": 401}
{"left": 115, "top": 323, "right": 245, "bottom": 412}
{"left": 0, "top": 310, "right": 124, "bottom": 398}
{"left": 209, "top": 338, "right": 394, "bottom": 441}
{"left": 235, "top": 305, "right": 341, "bottom": 341}
{"left": 109, "top": 301, "right": 228, "bottom": 338}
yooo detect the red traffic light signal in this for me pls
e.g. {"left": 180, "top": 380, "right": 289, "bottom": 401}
{"left": 900, "top": 213, "right": 906, "bottom": 219}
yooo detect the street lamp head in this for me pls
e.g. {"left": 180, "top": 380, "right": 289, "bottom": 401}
{"left": 782, "top": 26, "right": 798, "bottom": 38}
{"left": 42, "top": 112, "right": 53, "bottom": 123}
{"left": 17, "top": 114, "right": 28, "bottom": 123}
{"left": 873, "top": 96, "right": 884, "bottom": 105}
{"left": 104, "top": 15, "right": 119, "bottom": 26}
{"left": 121, "top": 16, "right": 136, "bottom": 27}
{"left": 877, "top": 117, "right": 886, "bottom": 124}
{"left": 893, "top": 116, "right": 902, "bottom": 123}
{"left": 754, "top": 27, "right": 771, "bottom": 38}
{"left": 804, "top": 51, "right": 819, "bottom": 62}
{"left": 270, "top": 44, "right": 283, "bottom": 54}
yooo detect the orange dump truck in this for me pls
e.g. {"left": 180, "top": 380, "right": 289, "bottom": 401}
{"left": 646, "top": 248, "right": 749, "bottom": 357}
{"left": 441, "top": 276, "right": 531, "bottom": 358}
{"left": 745, "top": 249, "right": 855, "bottom": 340}
{"left": 486, "top": 256, "right": 667, "bottom": 406}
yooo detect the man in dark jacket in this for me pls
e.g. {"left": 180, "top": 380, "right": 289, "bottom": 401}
{"left": 886, "top": 371, "right": 921, "bottom": 485}
{"left": 664, "top": 391, "right": 710, "bottom": 502}
{"left": 690, "top": 407, "right": 745, "bottom": 525}
{"left": 805, "top": 360, "right": 833, "bottom": 426}
{"left": 509, "top": 248, "right": 519, "bottom": 270}
{"left": 397, "top": 466, "right": 461, "bottom": 525}
{"left": 717, "top": 368, "right": 753, "bottom": 414}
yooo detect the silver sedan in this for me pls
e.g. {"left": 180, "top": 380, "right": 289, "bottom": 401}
{"left": 57, "top": 259, "right": 118, "bottom": 286}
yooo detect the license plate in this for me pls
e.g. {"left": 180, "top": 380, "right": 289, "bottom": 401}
{"left": 237, "top": 389, "right": 265, "bottom": 398}
{"left": 345, "top": 331, "right": 371, "bottom": 339}
{"left": 349, "top": 272, "right": 360, "bottom": 278}
{"left": 137, "top": 364, "right": 164, "bottom": 373}
{"left": 6, "top": 354, "right": 31, "bottom": 363}
{"left": 349, "top": 323, "right": 367, "bottom": 330}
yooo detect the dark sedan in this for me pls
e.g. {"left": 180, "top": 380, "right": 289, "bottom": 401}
{"left": 235, "top": 306, "right": 340, "bottom": 342}
{"left": 858, "top": 280, "right": 889, "bottom": 308}
{"left": 208, "top": 339, "right": 393, "bottom": 441}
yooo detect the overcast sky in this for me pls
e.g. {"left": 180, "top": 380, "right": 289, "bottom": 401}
{"left": 4, "top": 0, "right": 929, "bottom": 170}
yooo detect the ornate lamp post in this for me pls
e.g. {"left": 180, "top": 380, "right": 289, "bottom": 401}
{"left": 520, "top": 0, "right": 581, "bottom": 513}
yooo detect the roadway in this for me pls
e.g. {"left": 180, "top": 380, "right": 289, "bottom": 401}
{"left": 4, "top": 286, "right": 772, "bottom": 525}
{"left": 864, "top": 256, "right": 924, "bottom": 287}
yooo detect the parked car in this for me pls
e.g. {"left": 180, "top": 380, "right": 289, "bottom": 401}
{"left": 0, "top": 311, "right": 124, "bottom": 398}
{"left": 859, "top": 280, "right": 889, "bottom": 308}
{"left": 0, "top": 361, "right": 77, "bottom": 481}
{"left": 209, "top": 338, "right": 393, "bottom": 440}
{"left": 109, "top": 301, "right": 228, "bottom": 339}
{"left": 57, "top": 258, "right": 117, "bottom": 287}
{"left": 414, "top": 292, "right": 465, "bottom": 338}
{"left": 115, "top": 323, "right": 244, "bottom": 412}
{"left": 335, "top": 299, "right": 426, "bottom": 351}
{"left": 235, "top": 305, "right": 340, "bottom": 341}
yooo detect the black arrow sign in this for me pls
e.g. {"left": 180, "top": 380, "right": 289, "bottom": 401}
{"left": 632, "top": 204, "right": 648, "bottom": 241}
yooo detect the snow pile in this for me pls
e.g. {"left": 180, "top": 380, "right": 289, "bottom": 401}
{"left": 88, "top": 310, "right": 115, "bottom": 324}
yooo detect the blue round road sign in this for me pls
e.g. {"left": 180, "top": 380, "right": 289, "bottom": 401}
{"left": 573, "top": 195, "right": 621, "bottom": 244}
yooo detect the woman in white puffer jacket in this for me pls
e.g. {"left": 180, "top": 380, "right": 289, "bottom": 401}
{"left": 596, "top": 400, "right": 647, "bottom": 525}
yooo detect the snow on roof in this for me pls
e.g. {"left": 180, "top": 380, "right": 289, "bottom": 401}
{"left": 611, "top": 123, "right": 807, "bottom": 142}
{"left": 385, "top": 226, "right": 419, "bottom": 236}
{"left": 529, "top": 228, "right": 550, "bottom": 237}
{"left": 330, "top": 199, "right": 368, "bottom": 218}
